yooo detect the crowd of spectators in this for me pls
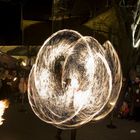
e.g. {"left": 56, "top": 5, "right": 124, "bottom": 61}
{"left": 119, "top": 70, "right": 140, "bottom": 121}
{"left": 0, "top": 67, "right": 28, "bottom": 103}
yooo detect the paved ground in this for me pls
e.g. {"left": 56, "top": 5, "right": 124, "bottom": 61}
{"left": 0, "top": 102, "right": 140, "bottom": 140}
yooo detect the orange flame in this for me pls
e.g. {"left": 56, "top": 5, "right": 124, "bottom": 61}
{"left": 0, "top": 99, "right": 9, "bottom": 125}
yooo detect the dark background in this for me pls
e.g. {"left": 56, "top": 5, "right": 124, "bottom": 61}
{"left": 0, "top": 0, "right": 137, "bottom": 45}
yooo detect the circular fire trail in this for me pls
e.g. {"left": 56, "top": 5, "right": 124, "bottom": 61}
{"left": 28, "top": 29, "right": 122, "bottom": 129}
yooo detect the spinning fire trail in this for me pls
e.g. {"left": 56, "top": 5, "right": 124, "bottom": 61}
{"left": 131, "top": 0, "right": 140, "bottom": 48}
{"left": 28, "top": 29, "right": 122, "bottom": 129}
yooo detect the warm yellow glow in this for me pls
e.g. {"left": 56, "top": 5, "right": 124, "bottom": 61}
{"left": 28, "top": 29, "right": 122, "bottom": 129}
{"left": 23, "top": 20, "right": 42, "bottom": 30}
{"left": 12, "top": 56, "right": 28, "bottom": 60}
{"left": 109, "top": 101, "right": 116, "bottom": 106}
{"left": 13, "top": 77, "right": 17, "bottom": 81}
{"left": 0, "top": 99, "right": 9, "bottom": 125}
{"left": 21, "top": 61, "right": 27, "bottom": 66}
{"left": 0, "top": 46, "right": 17, "bottom": 53}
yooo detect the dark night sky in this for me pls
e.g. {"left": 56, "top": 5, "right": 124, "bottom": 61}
{"left": 0, "top": 0, "right": 52, "bottom": 45}
{"left": 0, "top": 0, "right": 106, "bottom": 44}
{"left": 0, "top": 0, "right": 137, "bottom": 45}
{"left": 0, "top": 1, "right": 21, "bottom": 44}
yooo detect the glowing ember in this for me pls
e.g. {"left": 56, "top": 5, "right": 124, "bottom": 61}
{"left": 28, "top": 29, "right": 122, "bottom": 129}
{"left": 131, "top": 0, "right": 140, "bottom": 48}
{"left": 0, "top": 99, "right": 9, "bottom": 125}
